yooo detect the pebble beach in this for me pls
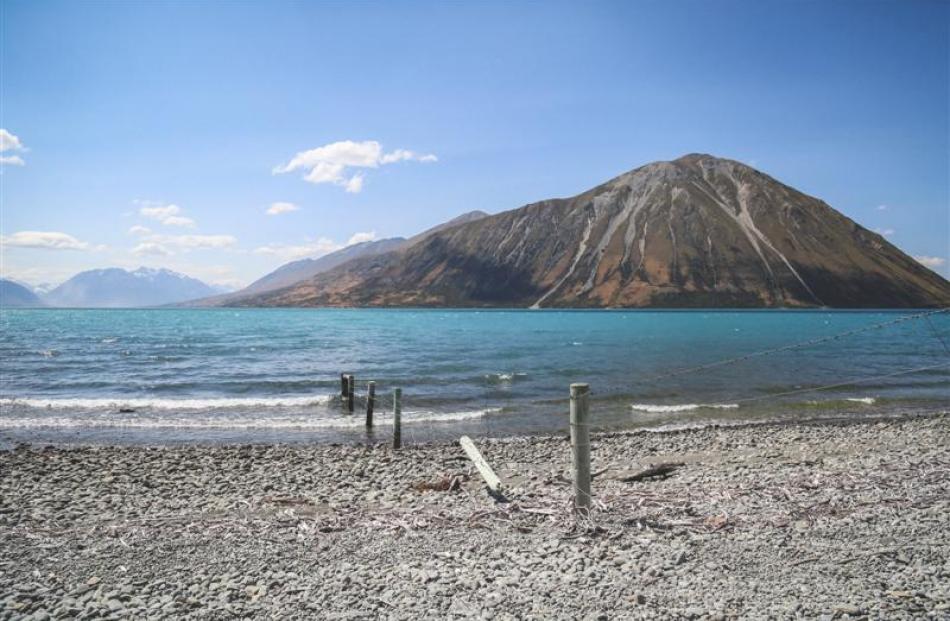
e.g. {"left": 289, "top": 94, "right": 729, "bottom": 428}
{"left": 1, "top": 413, "right": 948, "bottom": 620}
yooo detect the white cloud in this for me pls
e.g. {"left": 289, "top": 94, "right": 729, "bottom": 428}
{"left": 273, "top": 140, "right": 437, "bottom": 193}
{"left": 0, "top": 129, "right": 24, "bottom": 152}
{"left": 137, "top": 202, "right": 195, "bottom": 227}
{"left": 379, "top": 148, "right": 439, "bottom": 165}
{"left": 132, "top": 242, "right": 172, "bottom": 256}
{"left": 266, "top": 202, "right": 300, "bottom": 216}
{"left": 874, "top": 228, "right": 895, "bottom": 237}
{"left": 0, "top": 231, "right": 93, "bottom": 251}
{"left": 128, "top": 225, "right": 151, "bottom": 236}
{"left": 130, "top": 233, "right": 237, "bottom": 256}
{"left": 344, "top": 174, "right": 364, "bottom": 194}
{"left": 253, "top": 238, "right": 341, "bottom": 260}
{"left": 0, "top": 129, "right": 26, "bottom": 166}
{"left": 914, "top": 256, "right": 946, "bottom": 269}
{"left": 346, "top": 231, "right": 377, "bottom": 246}
{"left": 149, "top": 234, "right": 237, "bottom": 250}
{"left": 161, "top": 215, "right": 196, "bottom": 228}
{"left": 877, "top": 204, "right": 888, "bottom": 211}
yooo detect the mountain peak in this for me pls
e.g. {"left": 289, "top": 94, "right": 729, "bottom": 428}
{"left": 228, "top": 156, "right": 950, "bottom": 309}
{"left": 44, "top": 266, "right": 218, "bottom": 307}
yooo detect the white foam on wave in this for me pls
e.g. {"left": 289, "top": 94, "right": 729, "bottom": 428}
{"left": 0, "top": 407, "right": 501, "bottom": 430}
{"left": 630, "top": 403, "right": 740, "bottom": 413}
{"left": 0, "top": 395, "right": 334, "bottom": 411}
{"left": 845, "top": 397, "right": 876, "bottom": 405}
{"left": 485, "top": 372, "right": 527, "bottom": 383}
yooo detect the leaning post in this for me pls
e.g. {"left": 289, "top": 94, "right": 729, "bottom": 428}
{"left": 570, "top": 383, "right": 592, "bottom": 513}
{"left": 366, "top": 381, "right": 376, "bottom": 428}
{"left": 392, "top": 388, "right": 402, "bottom": 449}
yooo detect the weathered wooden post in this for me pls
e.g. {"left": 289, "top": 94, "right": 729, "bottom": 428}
{"left": 341, "top": 373, "right": 349, "bottom": 406}
{"left": 460, "top": 436, "right": 502, "bottom": 494}
{"left": 570, "top": 383, "right": 592, "bottom": 513}
{"left": 392, "top": 388, "right": 402, "bottom": 449}
{"left": 366, "top": 381, "right": 376, "bottom": 428}
{"left": 347, "top": 374, "right": 355, "bottom": 413}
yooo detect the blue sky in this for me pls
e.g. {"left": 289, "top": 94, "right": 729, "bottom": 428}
{"left": 1, "top": 0, "right": 947, "bottom": 288}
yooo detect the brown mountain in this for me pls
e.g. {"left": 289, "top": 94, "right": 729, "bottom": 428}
{"left": 225, "top": 154, "right": 950, "bottom": 308}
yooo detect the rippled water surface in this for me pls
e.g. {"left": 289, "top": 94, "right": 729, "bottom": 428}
{"left": 1, "top": 308, "right": 947, "bottom": 444}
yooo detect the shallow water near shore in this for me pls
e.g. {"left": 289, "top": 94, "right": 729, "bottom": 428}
{"left": 1, "top": 308, "right": 947, "bottom": 445}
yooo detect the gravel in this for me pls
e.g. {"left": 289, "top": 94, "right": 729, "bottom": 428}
{"left": 1, "top": 413, "right": 948, "bottom": 619}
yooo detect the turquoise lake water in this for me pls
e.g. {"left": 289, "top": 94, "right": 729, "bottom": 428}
{"left": 0, "top": 308, "right": 947, "bottom": 445}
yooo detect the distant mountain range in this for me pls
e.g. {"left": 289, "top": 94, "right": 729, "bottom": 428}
{"left": 186, "top": 210, "right": 488, "bottom": 306}
{"left": 36, "top": 267, "right": 223, "bottom": 308}
{"left": 0, "top": 279, "right": 46, "bottom": 308}
{"left": 217, "top": 154, "right": 950, "bottom": 308}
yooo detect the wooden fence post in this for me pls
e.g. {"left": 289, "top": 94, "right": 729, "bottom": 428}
{"left": 347, "top": 374, "right": 355, "bottom": 413}
{"left": 570, "top": 383, "right": 592, "bottom": 513}
{"left": 366, "top": 381, "right": 376, "bottom": 428}
{"left": 341, "top": 373, "right": 349, "bottom": 407}
{"left": 392, "top": 388, "right": 402, "bottom": 449}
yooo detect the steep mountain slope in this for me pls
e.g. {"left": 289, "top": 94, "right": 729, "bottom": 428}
{"left": 226, "top": 154, "right": 950, "bottom": 308}
{"left": 44, "top": 267, "right": 219, "bottom": 308}
{"left": 404, "top": 210, "right": 489, "bottom": 246}
{"left": 0, "top": 279, "right": 46, "bottom": 308}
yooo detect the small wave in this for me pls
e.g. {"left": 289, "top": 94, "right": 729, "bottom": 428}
{"left": 37, "top": 350, "right": 59, "bottom": 358}
{"left": 803, "top": 397, "right": 878, "bottom": 408}
{"left": 100, "top": 337, "right": 119, "bottom": 344}
{"left": 631, "top": 403, "right": 739, "bottom": 413}
{"left": 0, "top": 396, "right": 334, "bottom": 411}
{"left": 484, "top": 372, "right": 527, "bottom": 383}
{"left": 0, "top": 407, "right": 501, "bottom": 430}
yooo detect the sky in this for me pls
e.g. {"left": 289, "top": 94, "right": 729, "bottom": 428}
{"left": 1, "top": 0, "right": 948, "bottom": 289}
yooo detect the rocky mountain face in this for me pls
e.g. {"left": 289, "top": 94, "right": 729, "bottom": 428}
{"left": 44, "top": 267, "right": 220, "bottom": 308}
{"left": 224, "top": 155, "right": 950, "bottom": 308}
{"left": 0, "top": 279, "right": 46, "bottom": 308}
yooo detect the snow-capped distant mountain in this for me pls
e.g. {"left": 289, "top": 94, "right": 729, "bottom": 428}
{"left": 43, "top": 267, "right": 220, "bottom": 307}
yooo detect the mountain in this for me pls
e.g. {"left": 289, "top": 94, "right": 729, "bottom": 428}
{"left": 242, "top": 238, "right": 408, "bottom": 297}
{"left": 0, "top": 279, "right": 46, "bottom": 308}
{"left": 44, "top": 267, "right": 220, "bottom": 308}
{"left": 222, "top": 155, "right": 950, "bottom": 309}
{"left": 188, "top": 211, "right": 490, "bottom": 306}
{"left": 404, "top": 210, "right": 489, "bottom": 246}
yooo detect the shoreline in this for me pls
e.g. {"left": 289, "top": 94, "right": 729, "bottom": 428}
{"left": 1, "top": 406, "right": 946, "bottom": 450}
{"left": 2, "top": 412, "right": 948, "bottom": 618}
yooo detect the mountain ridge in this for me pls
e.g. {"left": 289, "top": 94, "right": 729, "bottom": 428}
{"left": 0, "top": 279, "right": 46, "bottom": 308}
{"left": 44, "top": 267, "right": 221, "bottom": 308}
{"left": 184, "top": 210, "right": 490, "bottom": 306}
{"left": 221, "top": 154, "right": 950, "bottom": 309}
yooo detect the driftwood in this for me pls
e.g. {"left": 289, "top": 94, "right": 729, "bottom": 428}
{"left": 621, "top": 462, "right": 684, "bottom": 482}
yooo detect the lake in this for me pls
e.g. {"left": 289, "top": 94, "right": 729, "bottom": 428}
{"left": 1, "top": 308, "right": 947, "bottom": 445}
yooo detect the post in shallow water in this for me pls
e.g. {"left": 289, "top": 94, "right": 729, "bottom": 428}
{"left": 366, "top": 381, "right": 376, "bottom": 428}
